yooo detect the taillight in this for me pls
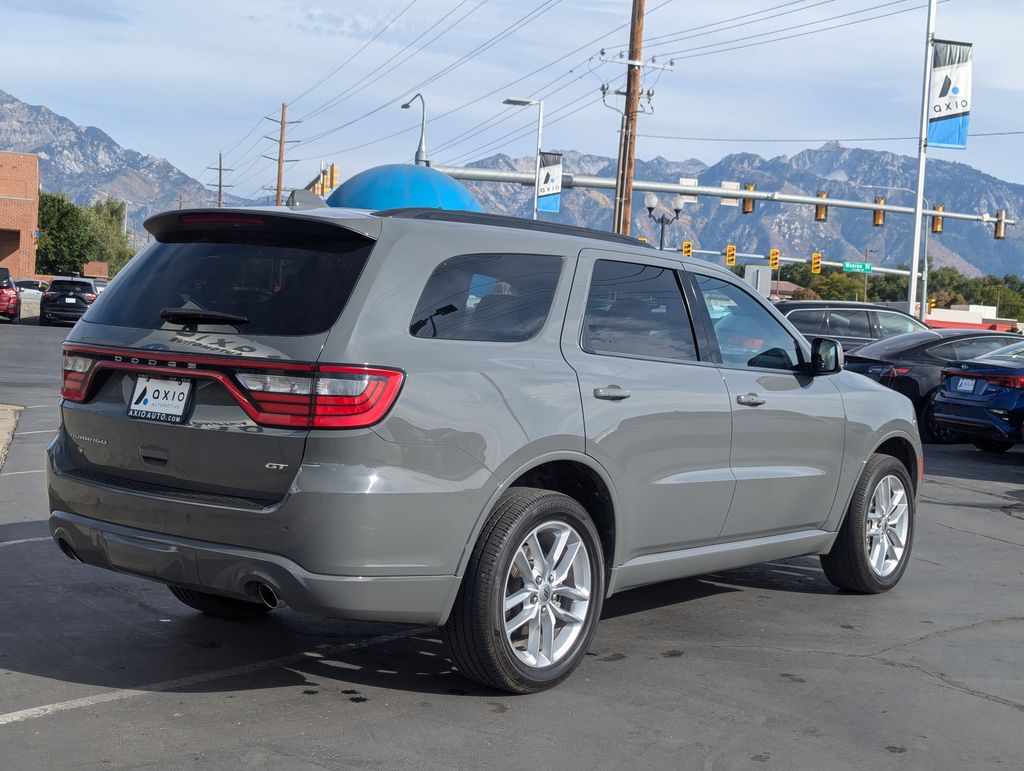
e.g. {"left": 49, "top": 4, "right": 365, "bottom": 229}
{"left": 62, "top": 354, "right": 96, "bottom": 401}
{"left": 83, "top": 292, "right": 97, "bottom": 302}
{"left": 42, "top": 291, "right": 55, "bottom": 300}
{"left": 313, "top": 367, "right": 404, "bottom": 428}
{"left": 235, "top": 366, "right": 403, "bottom": 428}
{"left": 984, "top": 374, "right": 1024, "bottom": 390}
{"left": 888, "top": 367, "right": 911, "bottom": 377}
{"left": 0, "top": 287, "right": 15, "bottom": 299}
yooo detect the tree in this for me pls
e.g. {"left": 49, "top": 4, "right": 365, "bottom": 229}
{"left": 36, "top": 192, "right": 95, "bottom": 275}
{"left": 86, "top": 199, "right": 134, "bottom": 275}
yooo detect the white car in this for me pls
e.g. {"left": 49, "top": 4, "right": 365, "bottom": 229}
{"left": 15, "top": 279, "right": 48, "bottom": 301}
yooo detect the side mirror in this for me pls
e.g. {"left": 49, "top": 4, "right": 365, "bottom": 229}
{"left": 810, "top": 337, "right": 843, "bottom": 375}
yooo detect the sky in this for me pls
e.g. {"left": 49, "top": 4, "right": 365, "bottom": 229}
{"left": 3, "top": 0, "right": 1022, "bottom": 201}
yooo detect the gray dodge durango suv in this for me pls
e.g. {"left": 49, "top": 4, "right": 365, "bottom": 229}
{"left": 48, "top": 204, "right": 922, "bottom": 693}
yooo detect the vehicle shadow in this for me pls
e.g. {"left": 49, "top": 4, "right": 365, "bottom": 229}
{"left": 923, "top": 444, "right": 1024, "bottom": 491}
{"left": 0, "top": 524, "right": 836, "bottom": 701}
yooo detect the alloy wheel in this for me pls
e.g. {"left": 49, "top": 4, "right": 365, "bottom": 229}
{"left": 865, "top": 474, "right": 909, "bottom": 577}
{"left": 502, "top": 520, "right": 592, "bottom": 668}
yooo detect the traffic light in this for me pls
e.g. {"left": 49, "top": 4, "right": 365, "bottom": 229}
{"left": 931, "top": 203, "right": 944, "bottom": 234}
{"left": 742, "top": 183, "right": 756, "bottom": 215}
{"left": 873, "top": 196, "right": 885, "bottom": 227}
{"left": 638, "top": 236, "right": 649, "bottom": 243}
{"left": 725, "top": 244, "right": 737, "bottom": 266}
{"left": 928, "top": 296, "right": 937, "bottom": 313}
{"left": 994, "top": 209, "right": 1006, "bottom": 240}
{"left": 329, "top": 163, "right": 338, "bottom": 189}
{"left": 811, "top": 252, "right": 822, "bottom": 274}
{"left": 769, "top": 248, "right": 780, "bottom": 270}
{"left": 815, "top": 191, "right": 828, "bottom": 222}
{"left": 681, "top": 241, "right": 693, "bottom": 257}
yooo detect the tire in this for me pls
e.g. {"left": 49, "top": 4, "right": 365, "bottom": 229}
{"left": 10, "top": 309, "right": 19, "bottom": 325}
{"left": 972, "top": 438, "right": 1014, "bottom": 453}
{"left": 443, "top": 487, "right": 605, "bottom": 694}
{"left": 38, "top": 314, "right": 48, "bottom": 326}
{"left": 821, "top": 454, "right": 914, "bottom": 594}
{"left": 167, "top": 585, "right": 272, "bottom": 619}
{"left": 919, "top": 390, "right": 959, "bottom": 444}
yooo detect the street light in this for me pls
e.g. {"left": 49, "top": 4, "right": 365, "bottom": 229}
{"left": 503, "top": 97, "right": 544, "bottom": 220}
{"left": 643, "top": 192, "right": 685, "bottom": 250}
{"left": 864, "top": 248, "right": 877, "bottom": 301}
{"left": 400, "top": 93, "right": 428, "bottom": 166}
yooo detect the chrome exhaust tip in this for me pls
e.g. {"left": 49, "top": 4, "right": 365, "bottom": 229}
{"left": 256, "top": 583, "right": 280, "bottom": 609}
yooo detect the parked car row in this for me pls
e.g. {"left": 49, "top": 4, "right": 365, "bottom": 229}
{"left": 0, "top": 272, "right": 107, "bottom": 326}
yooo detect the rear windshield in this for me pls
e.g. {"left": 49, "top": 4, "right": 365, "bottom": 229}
{"left": 49, "top": 280, "right": 93, "bottom": 292}
{"left": 851, "top": 330, "right": 940, "bottom": 359}
{"left": 85, "top": 234, "right": 372, "bottom": 336}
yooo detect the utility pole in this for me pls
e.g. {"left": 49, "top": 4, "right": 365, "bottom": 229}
{"left": 275, "top": 103, "right": 287, "bottom": 206}
{"left": 206, "top": 152, "right": 234, "bottom": 208}
{"left": 263, "top": 103, "right": 300, "bottom": 206}
{"left": 604, "top": 1, "right": 671, "bottom": 234}
{"left": 178, "top": 190, "right": 183, "bottom": 209}
{"left": 617, "top": 0, "right": 645, "bottom": 235}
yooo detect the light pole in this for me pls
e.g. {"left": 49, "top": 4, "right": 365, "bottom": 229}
{"left": 503, "top": 97, "right": 544, "bottom": 220}
{"left": 864, "top": 248, "right": 877, "bottom": 301}
{"left": 855, "top": 183, "right": 932, "bottom": 321}
{"left": 643, "top": 192, "right": 685, "bottom": 250}
{"left": 400, "top": 93, "right": 429, "bottom": 166}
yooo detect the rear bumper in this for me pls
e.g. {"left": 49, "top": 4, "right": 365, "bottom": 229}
{"left": 49, "top": 510, "right": 459, "bottom": 625}
{"left": 932, "top": 399, "right": 1021, "bottom": 442}
{"left": 41, "top": 304, "right": 86, "bottom": 321}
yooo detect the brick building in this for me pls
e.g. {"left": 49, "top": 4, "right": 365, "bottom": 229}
{"left": 0, "top": 151, "right": 40, "bottom": 279}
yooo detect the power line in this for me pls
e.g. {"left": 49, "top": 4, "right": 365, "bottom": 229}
{"left": 287, "top": 0, "right": 674, "bottom": 163}
{"left": 292, "top": 0, "right": 566, "bottom": 149}
{"left": 296, "top": 0, "right": 484, "bottom": 123}
{"left": 659, "top": 0, "right": 948, "bottom": 60}
{"left": 288, "top": 0, "right": 421, "bottom": 108}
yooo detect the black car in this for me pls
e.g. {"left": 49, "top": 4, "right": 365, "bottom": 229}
{"left": 845, "top": 328, "right": 1021, "bottom": 442}
{"left": 775, "top": 300, "right": 929, "bottom": 351}
{"left": 40, "top": 278, "right": 101, "bottom": 326}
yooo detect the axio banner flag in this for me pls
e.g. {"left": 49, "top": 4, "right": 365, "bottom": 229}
{"left": 928, "top": 40, "right": 972, "bottom": 150}
{"left": 536, "top": 152, "right": 562, "bottom": 213}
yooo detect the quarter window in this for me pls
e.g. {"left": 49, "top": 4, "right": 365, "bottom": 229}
{"left": 410, "top": 253, "right": 561, "bottom": 342}
{"left": 786, "top": 309, "right": 828, "bottom": 337}
{"left": 877, "top": 311, "right": 924, "bottom": 337}
{"left": 695, "top": 275, "right": 801, "bottom": 370}
{"left": 583, "top": 260, "right": 698, "bottom": 361}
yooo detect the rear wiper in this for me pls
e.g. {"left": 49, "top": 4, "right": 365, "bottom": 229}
{"left": 160, "top": 307, "right": 249, "bottom": 330}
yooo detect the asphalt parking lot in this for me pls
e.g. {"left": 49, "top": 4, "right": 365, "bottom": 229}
{"left": 1, "top": 321, "right": 1023, "bottom": 770}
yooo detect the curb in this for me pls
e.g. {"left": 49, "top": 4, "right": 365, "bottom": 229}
{"left": 0, "top": 404, "right": 24, "bottom": 472}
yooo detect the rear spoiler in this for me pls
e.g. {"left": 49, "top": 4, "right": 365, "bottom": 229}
{"left": 144, "top": 208, "right": 382, "bottom": 242}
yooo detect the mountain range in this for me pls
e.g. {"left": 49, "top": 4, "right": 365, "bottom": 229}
{"left": 1, "top": 88, "right": 1021, "bottom": 277}
{"left": 463, "top": 147, "right": 1024, "bottom": 278}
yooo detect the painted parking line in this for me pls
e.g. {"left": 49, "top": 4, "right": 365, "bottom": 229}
{"left": 0, "top": 626, "right": 433, "bottom": 727}
{"left": 14, "top": 430, "right": 56, "bottom": 436}
{"left": 0, "top": 537, "right": 51, "bottom": 548}
{"left": 0, "top": 469, "right": 44, "bottom": 477}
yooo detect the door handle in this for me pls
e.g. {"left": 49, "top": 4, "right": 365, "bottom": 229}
{"left": 594, "top": 385, "right": 631, "bottom": 401}
{"left": 736, "top": 393, "right": 766, "bottom": 407}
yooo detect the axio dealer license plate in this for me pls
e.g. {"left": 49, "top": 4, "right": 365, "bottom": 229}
{"left": 956, "top": 377, "right": 976, "bottom": 393}
{"left": 127, "top": 376, "right": 192, "bottom": 423}
{"left": 64, "top": 297, "right": 76, "bottom": 304}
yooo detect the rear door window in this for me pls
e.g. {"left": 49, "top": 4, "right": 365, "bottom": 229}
{"left": 582, "top": 260, "right": 698, "bottom": 361}
{"left": 410, "top": 253, "right": 562, "bottom": 342}
{"left": 827, "top": 309, "right": 872, "bottom": 338}
{"left": 786, "top": 309, "right": 827, "bottom": 337}
{"left": 85, "top": 235, "right": 372, "bottom": 336}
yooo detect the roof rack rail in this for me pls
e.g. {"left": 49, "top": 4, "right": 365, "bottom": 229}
{"left": 372, "top": 207, "right": 648, "bottom": 247}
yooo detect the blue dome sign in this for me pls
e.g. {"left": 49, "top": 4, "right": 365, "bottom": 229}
{"left": 326, "top": 164, "right": 483, "bottom": 212}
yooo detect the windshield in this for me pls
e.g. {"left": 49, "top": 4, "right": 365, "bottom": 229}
{"left": 978, "top": 340, "right": 1024, "bottom": 361}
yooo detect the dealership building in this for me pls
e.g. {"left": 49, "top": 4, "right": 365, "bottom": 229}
{"left": 0, "top": 151, "right": 39, "bottom": 279}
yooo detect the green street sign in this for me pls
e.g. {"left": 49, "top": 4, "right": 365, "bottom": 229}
{"left": 843, "top": 261, "right": 873, "bottom": 273}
